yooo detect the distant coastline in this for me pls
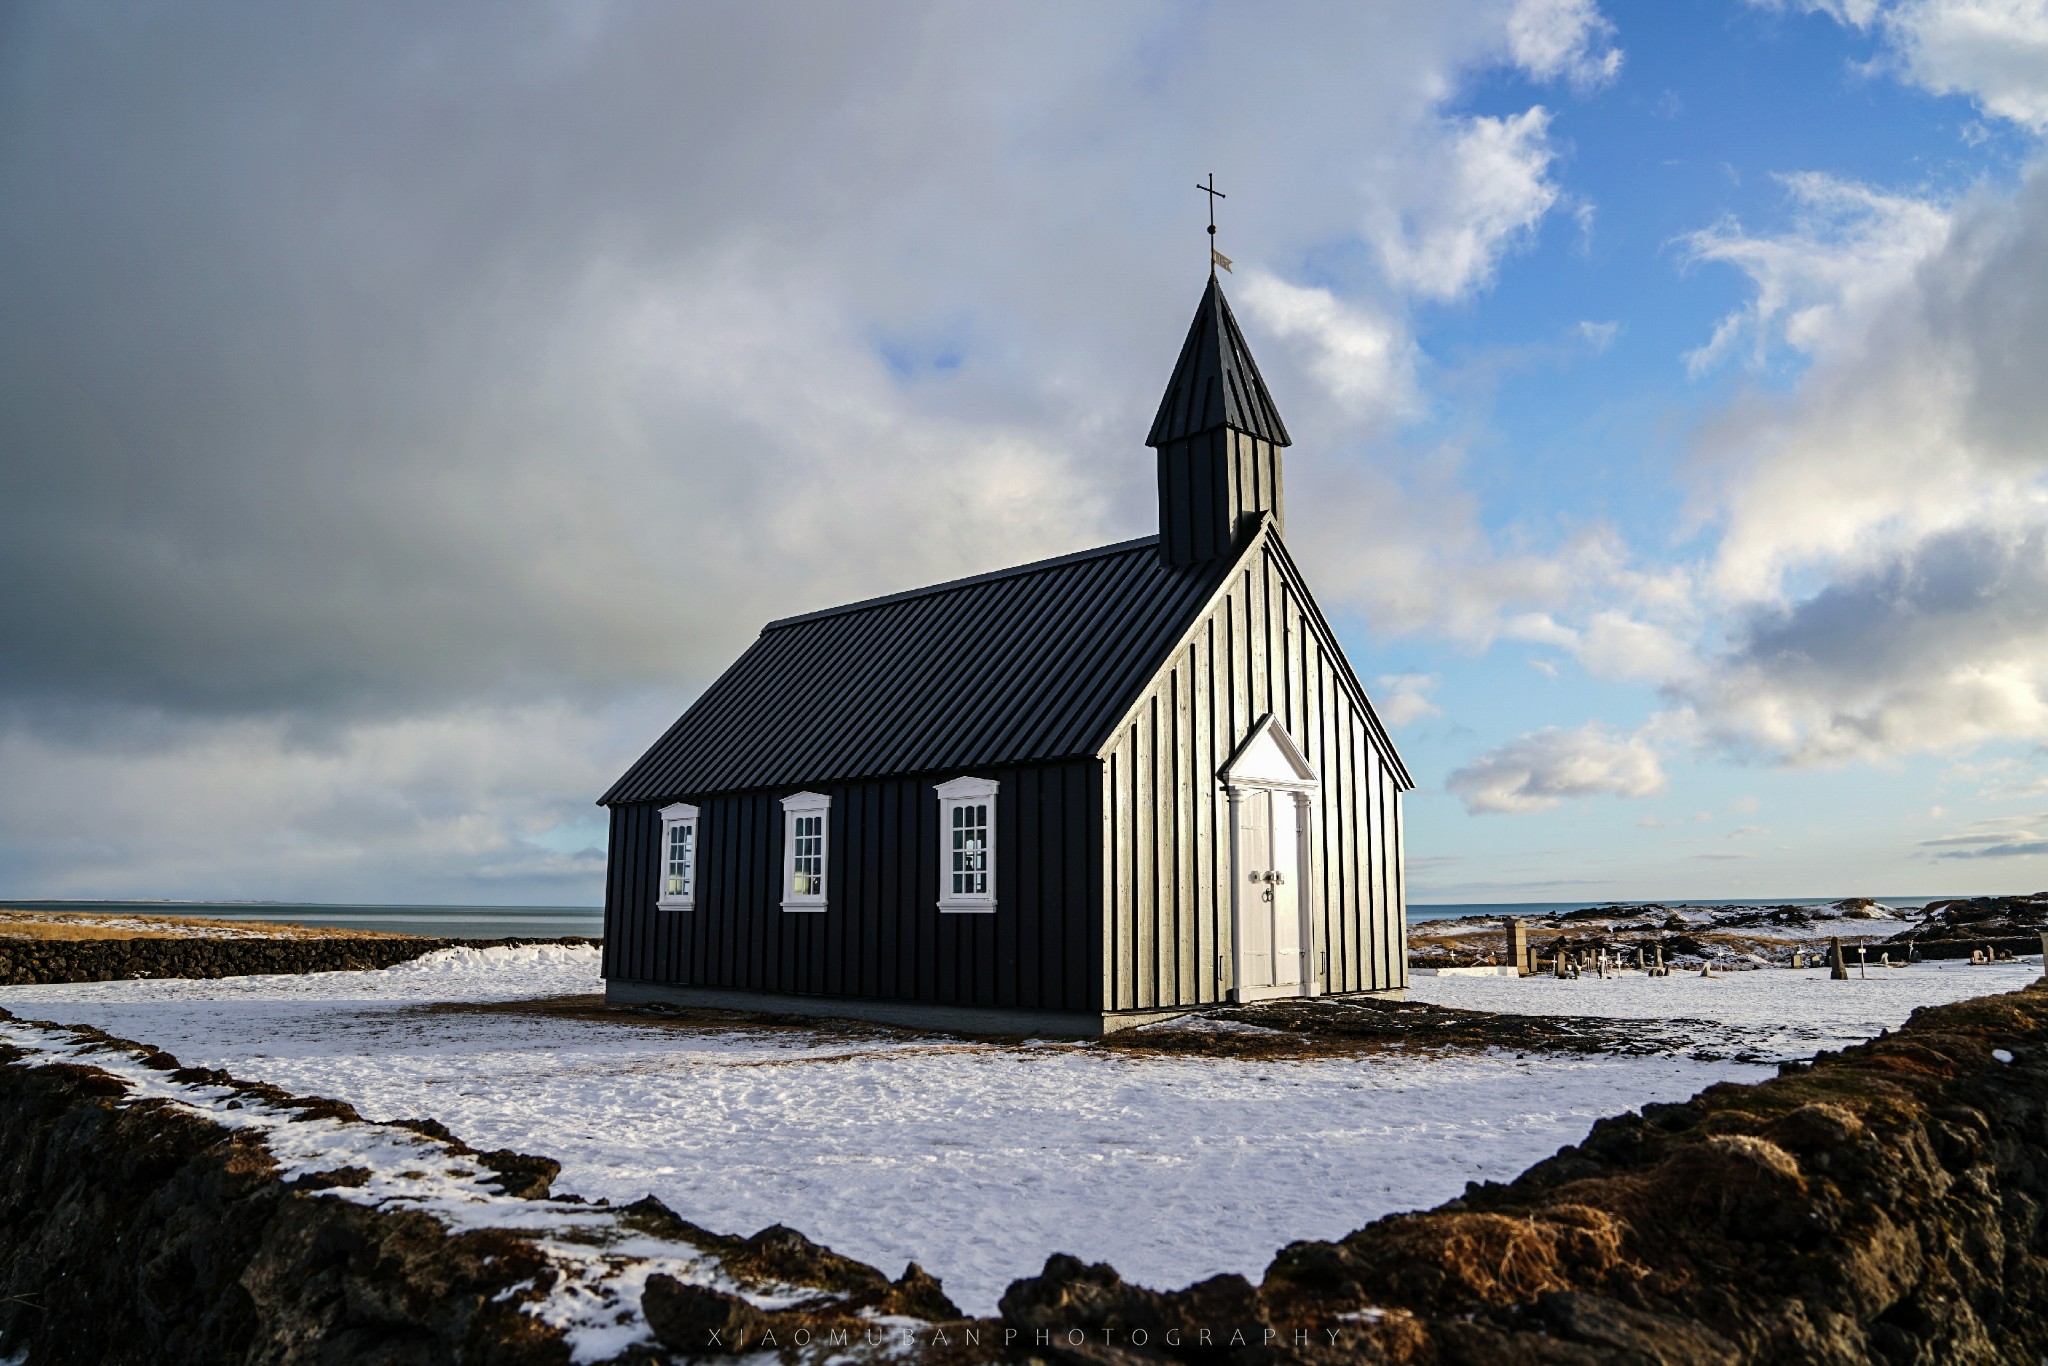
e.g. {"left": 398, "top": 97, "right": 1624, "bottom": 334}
{"left": 1408, "top": 895, "right": 1963, "bottom": 924}
{"left": 0, "top": 900, "right": 603, "bottom": 939}
{"left": 0, "top": 895, "right": 1983, "bottom": 937}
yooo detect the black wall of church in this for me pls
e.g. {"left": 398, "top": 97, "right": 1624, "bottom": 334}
{"left": 1099, "top": 533, "right": 1407, "bottom": 1012}
{"left": 602, "top": 760, "right": 1102, "bottom": 1013}
{"left": 1157, "top": 429, "right": 1283, "bottom": 567}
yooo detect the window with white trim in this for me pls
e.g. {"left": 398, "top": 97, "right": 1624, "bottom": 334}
{"left": 657, "top": 801, "right": 699, "bottom": 911}
{"left": 780, "top": 791, "right": 830, "bottom": 911}
{"left": 934, "top": 776, "right": 998, "bottom": 913}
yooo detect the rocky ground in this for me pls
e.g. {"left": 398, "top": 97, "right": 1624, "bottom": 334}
{"left": 1409, "top": 894, "right": 2048, "bottom": 971}
{"left": 9, "top": 980, "right": 2048, "bottom": 1363}
{"left": 0, "top": 933, "right": 601, "bottom": 987}
{"left": 996, "top": 980, "right": 2048, "bottom": 1363}
{"left": 0, "top": 908, "right": 413, "bottom": 941}
{"left": 0, "top": 1009, "right": 962, "bottom": 1366}
{"left": 1882, "top": 890, "right": 2048, "bottom": 959}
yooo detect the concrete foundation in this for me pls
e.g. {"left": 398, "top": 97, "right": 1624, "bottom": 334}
{"left": 604, "top": 979, "right": 1405, "bottom": 1036}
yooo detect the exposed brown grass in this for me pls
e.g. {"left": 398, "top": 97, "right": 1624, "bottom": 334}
{"left": 0, "top": 910, "right": 414, "bottom": 942}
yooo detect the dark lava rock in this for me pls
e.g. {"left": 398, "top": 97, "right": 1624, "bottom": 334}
{"left": 1884, "top": 890, "right": 2048, "bottom": 958}
{"left": 642, "top": 1275, "right": 770, "bottom": 1352}
{"left": 0, "top": 934, "right": 600, "bottom": 987}
{"left": 997, "top": 983, "right": 2048, "bottom": 1363}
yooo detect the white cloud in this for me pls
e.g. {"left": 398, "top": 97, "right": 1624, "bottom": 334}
{"left": 1919, "top": 810, "right": 2048, "bottom": 858}
{"left": 1370, "top": 108, "right": 1564, "bottom": 301}
{"left": 1508, "top": 0, "right": 1624, "bottom": 90}
{"left": 1500, "top": 581, "right": 1702, "bottom": 686}
{"left": 1237, "top": 272, "right": 1416, "bottom": 418}
{"left": 1766, "top": 1, "right": 2048, "bottom": 129}
{"left": 0, "top": 1, "right": 1627, "bottom": 896}
{"left": 1895, "top": 1, "right": 2048, "bottom": 129}
{"left": 1679, "top": 172, "right": 1952, "bottom": 375}
{"left": 0, "top": 702, "right": 629, "bottom": 901}
{"left": 1573, "top": 319, "right": 1621, "bottom": 351}
{"left": 1375, "top": 673, "right": 1441, "bottom": 727}
{"left": 1941, "top": 756, "right": 2048, "bottom": 798}
{"left": 1288, "top": 471, "right": 1623, "bottom": 642}
{"left": 1664, "top": 153, "right": 2048, "bottom": 766}
{"left": 1446, "top": 722, "right": 1667, "bottom": 814}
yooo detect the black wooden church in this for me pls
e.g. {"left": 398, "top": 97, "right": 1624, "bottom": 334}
{"left": 600, "top": 274, "right": 1413, "bottom": 1033}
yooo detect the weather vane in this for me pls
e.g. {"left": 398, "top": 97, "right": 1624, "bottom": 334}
{"left": 1197, "top": 173, "right": 1232, "bottom": 276}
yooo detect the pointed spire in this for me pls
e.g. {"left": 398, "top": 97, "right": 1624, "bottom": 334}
{"left": 1145, "top": 275, "right": 1291, "bottom": 449}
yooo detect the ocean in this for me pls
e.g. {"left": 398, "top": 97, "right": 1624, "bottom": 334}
{"left": 1, "top": 895, "right": 1973, "bottom": 938}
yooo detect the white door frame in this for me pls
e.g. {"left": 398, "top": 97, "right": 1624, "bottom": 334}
{"left": 1221, "top": 715, "right": 1320, "bottom": 1003}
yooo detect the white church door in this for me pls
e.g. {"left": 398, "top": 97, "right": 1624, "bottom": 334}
{"left": 1269, "top": 793, "right": 1301, "bottom": 987}
{"left": 1238, "top": 790, "right": 1273, "bottom": 988}
{"left": 1225, "top": 716, "right": 1319, "bottom": 1002}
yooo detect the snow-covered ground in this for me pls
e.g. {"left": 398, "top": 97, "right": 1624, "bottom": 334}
{"left": 1410, "top": 959, "right": 2042, "bottom": 1057}
{"left": 0, "top": 1010, "right": 849, "bottom": 1363}
{"left": 2, "top": 945, "right": 2035, "bottom": 1316}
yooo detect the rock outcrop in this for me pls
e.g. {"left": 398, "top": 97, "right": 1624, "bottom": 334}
{"left": 0, "top": 934, "right": 598, "bottom": 986}
{"left": 1883, "top": 891, "right": 2048, "bottom": 960}
{"left": 996, "top": 982, "right": 2048, "bottom": 1362}
{"left": 13, "top": 978, "right": 2048, "bottom": 1362}
{"left": 0, "top": 1010, "right": 957, "bottom": 1365}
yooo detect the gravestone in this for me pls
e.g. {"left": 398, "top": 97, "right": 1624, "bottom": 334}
{"left": 1829, "top": 936, "right": 1850, "bottom": 981}
{"left": 1505, "top": 918, "right": 1530, "bottom": 977}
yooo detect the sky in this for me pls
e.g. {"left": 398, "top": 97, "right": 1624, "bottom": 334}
{"left": 3, "top": 0, "right": 2048, "bottom": 907}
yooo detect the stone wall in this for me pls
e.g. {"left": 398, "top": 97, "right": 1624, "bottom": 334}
{"left": 10, "top": 964, "right": 2048, "bottom": 1362}
{"left": 0, "top": 935, "right": 598, "bottom": 986}
{"left": 0, "top": 1014, "right": 955, "bottom": 1366}
{"left": 0, "top": 1024, "right": 577, "bottom": 1364}
{"left": 997, "top": 982, "right": 2048, "bottom": 1362}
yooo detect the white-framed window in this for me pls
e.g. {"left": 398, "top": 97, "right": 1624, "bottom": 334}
{"left": 780, "top": 791, "right": 830, "bottom": 912}
{"left": 657, "top": 801, "right": 699, "bottom": 912}
{"left": 934, "top": 776, "right": 998, "bottom": 913}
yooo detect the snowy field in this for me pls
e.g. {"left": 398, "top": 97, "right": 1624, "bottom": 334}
{"left": 1413, "top": 958, "right": 2042, "bottom": 1058}
{"left": 2, "top": 946, "right": 2035, "bottom": 1315}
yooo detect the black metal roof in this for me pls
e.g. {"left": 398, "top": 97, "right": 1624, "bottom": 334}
{"left": 600, "top": 536, "right": 1237, "bottom": 804}
{"left": 1145, "top": 275, "right": 1291, "bottom": 448}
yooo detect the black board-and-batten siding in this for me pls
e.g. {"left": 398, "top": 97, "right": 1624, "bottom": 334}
{"left": 601, "top": 522, "right": 1409, "bottom": 1024}
{"left": 599, "top": 273, "right": 1413, "bottom": 1033}
{"left": 1100, "top": 529, "right": 1407, "bottom": 1014}
{"left": 603, "top": 762, "right": 1102, "bottom": 1014}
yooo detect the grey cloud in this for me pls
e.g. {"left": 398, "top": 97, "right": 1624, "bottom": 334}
{"left": 1934, "top": 841, "right": 2048, "bottom": 860}
{"left": 1732, "top": 524, "right": 2048, "bottom": 685}
{"left": 0, "top": 0, "right": 1593, "bottom": 899}
{"left": 1919, "top": 811, "right": 2048, "bottom": 862}
{"left": 1445, "top": 722, "right": 1665, "bottom": 815}
{"left": 0, "top": 0, "right": 1565, "bottom": 726}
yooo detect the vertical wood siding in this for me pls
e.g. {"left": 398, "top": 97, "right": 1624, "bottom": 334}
{"left": 1157, "top": 430, "right": 1284, "bottom": 567}
{"left": 603, "top": 761, "right": 1101, "bottom": 1013}
{"left": 1097, "top": 540, "right": 1407, "bottom": 1011}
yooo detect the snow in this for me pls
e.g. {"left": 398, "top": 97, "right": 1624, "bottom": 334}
{"left": 0, "top": 1010, "right": 829, "bottom": 1363}
{"left": 1408, "top": 958, "right": 2042, "bottom": 1059}
{"left": 3, "top": 945, "right": 2036, "bottom": 1318}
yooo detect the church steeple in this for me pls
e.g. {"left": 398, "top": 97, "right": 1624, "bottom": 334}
{"left": 1147, "top": 275, "right": 1291, "bottom": 567}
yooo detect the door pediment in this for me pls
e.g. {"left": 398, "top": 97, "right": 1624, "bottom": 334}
{"left": 1221, "top": 713, "right": 1318, "bottom": 791}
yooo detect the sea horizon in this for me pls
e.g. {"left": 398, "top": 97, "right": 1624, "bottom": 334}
{"left": 0, "top": 892, "right": 2001, "bottom": 937}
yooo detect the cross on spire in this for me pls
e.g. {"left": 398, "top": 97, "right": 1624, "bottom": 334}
{"left": 1196, "top": 174, "right": 1232, "bottom": 277}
